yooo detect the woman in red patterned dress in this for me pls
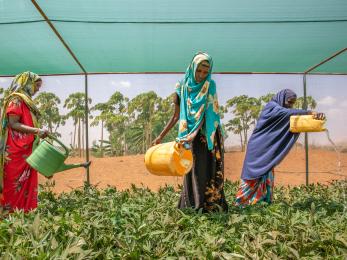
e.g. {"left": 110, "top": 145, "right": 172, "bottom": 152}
{"left": 0, "top": 71, "right": 49, "bottom": 213}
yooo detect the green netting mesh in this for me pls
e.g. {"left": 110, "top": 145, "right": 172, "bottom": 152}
{"left": 0, "top": 0, "right": 346, "bottom": 75}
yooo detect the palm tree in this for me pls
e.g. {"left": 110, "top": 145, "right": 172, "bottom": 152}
{"left": 91, "top": 102, "right": 110, "bottom": 157}
{"left": 128, "top": 91, "right": 160, "bottom": 153}
{"left": 64, "top": 92, "right": 92, "bottom": 157}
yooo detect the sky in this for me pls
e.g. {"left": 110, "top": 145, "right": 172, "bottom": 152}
{"left": 0, "top": 74, "right": 346, "bottom": 148}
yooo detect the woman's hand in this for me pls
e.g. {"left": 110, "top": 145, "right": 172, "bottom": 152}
{"left": 37, "top": 129, "right": 49, "bottom": 139}
{"left": 312, "top": 112, "right": 326, "bottom": 120}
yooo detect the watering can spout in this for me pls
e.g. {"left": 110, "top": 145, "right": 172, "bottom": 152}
{"left": 56, "top": 161, "right": 91, "bottom": 173}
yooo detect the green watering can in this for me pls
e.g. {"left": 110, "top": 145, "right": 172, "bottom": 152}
{"left": 26, "top": 135, "right": 91, "bottom": 178}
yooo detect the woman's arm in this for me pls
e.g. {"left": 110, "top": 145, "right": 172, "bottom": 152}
{"left": 8, "top": 115, "right": 49, "bottom": 138}
{"left": 286, "top": 109, "right": 325, "bottom": 120}
{"left": 152, "top": 94, "right": 180, "bottom": 145}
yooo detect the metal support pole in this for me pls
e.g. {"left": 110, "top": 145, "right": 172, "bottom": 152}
{"left": 84, "top": 74, "right": 90, "bottom": 185}
{"left": 31, "top": 0, "right": 91, "bottom": 186}
{"left": 302, "top": 47, "right": 346, "bottom": 186}
{"left": 303, "top": 74, "right": 309, "bottom": 185}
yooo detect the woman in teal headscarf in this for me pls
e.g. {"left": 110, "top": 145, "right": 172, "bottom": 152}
{"left": 153, "top": 52, "right": 228, "bottom": 212}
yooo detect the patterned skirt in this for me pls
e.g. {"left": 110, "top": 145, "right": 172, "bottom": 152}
{"left": 235, "top": 170, "right": 274, "bottom": 206}
{"left": 178, "top": 128, "right": 228, "bottom": 212}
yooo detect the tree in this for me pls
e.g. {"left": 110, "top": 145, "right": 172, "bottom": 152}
{"left": 91, "top": 140, "right": 117, "bottom": 157}
{"left": 91, "top": 91, "right": 129, "bottom": 157}
{"left": 225, "top": 95, "right": 260, "bottom": 151}
{"left": 259, "top": 93, "right": 275, "bottom": 106}
{"left": 152, "top": 94, "right": 177, "bottom": 144}
{"left": 91, "top": 102, "right": 111, "bottom": 157}
{"left": 64, "top": 92, "right": 92, "bottom": 157}
{"left": 225, "top": 118, "right": 243, "bottom": 149}
{"left": 0, "top": 87, "right": 5, "bottom": 107}
{"left": 34, "top": 92, "right": 65, "bottom": 137}
{"left": 294, "top": 96, "right": 317, "bottom": 110}
{"left": 128, "top": 91, "right": 161, "bottom": 153}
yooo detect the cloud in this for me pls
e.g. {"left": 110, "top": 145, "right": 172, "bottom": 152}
{"left": 317, "top": 96, "right": 336, "bottom": 106}
{"left": 119, "top": 81, "right": 131, "bottom": 88}
{"left": 318, "top": 96, "right": 336, "bottom": 106}
{"left": 110, "top": 80, "right": 131, "bottom": 88}
{"left": 327, "top": 108, "right": 342, "bottom": 116}
{"left": 0, "top": 78, "right": 9, "bottom": 84}
{"left": 340, "top": 100, "right": 347, "bottom": 108}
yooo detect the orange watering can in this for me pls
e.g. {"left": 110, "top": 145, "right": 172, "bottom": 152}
{"left": 145, "top": 141, "right": 193, "bottom": 176}
{"left": 26, "top": 135, "right": 91, "bottom": 178}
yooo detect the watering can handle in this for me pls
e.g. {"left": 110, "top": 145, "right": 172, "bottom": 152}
{"left": 46, "top": 134, "right": 69, "bottom": 157}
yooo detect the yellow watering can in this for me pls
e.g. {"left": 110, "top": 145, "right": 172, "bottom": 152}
{"left": 290, "top": 115, "right": 326, "bottom": 133}
{"left": 26, "top": 135, "right": 91, "bottom": 178}
{"left": 145, "top": 141, "right": 193, "bottom": 176}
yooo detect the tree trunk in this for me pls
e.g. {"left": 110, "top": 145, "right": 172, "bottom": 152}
{"left": 48, "top": 121, "right": 53, "bottom": 135}
{"left": 100, "top": 120, "right": 104, "bottom": 157}
{"left": 122, "top": 132, "right": 126, "bottom": 156}
{"left": 148, "top": 121, "right": 152, "bottom": 150}
{"left": 78, "top": 118, "right": 81, "bottom": 157}
{"left": 142, "top": 127, "right": 145, "bottom": 154}
{"left": 82, "top": 119, "right": 85, "bottom": 158}
{"left": 239, "top": 132, "right": 244, "bottom": 152}
{"left": 73, "top": 121, "right": 77, "bottom": 154}
{"left": 123, "top": 125, "right": 128, "bottom": 156}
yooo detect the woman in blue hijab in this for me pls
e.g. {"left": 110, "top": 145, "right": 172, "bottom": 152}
{"left": 235, "top": 89, "right": 325, "bottom": 206}
{"left": 153, "top": 52, "right": 228, "bottom": 212}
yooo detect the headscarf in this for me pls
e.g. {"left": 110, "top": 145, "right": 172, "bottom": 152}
{"left": 0, "top": 71, "right": 41, "bottom": 192}
{"left": 241, "top": 89, "right": 309, "bottom": 180}
{"left": 176, "top": 52, "right": 221, "bottom": 150}
{"left": 271, "top": 88, "right": 297, "bottom": 108}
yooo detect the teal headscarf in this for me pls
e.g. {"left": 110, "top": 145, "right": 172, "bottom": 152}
{"left": 176, "top": 52, "right": 222, "bottom": 150}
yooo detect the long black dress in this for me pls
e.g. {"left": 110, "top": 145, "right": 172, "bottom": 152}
{"left": 175, "top": 94, "right": 228, "bottom": 212}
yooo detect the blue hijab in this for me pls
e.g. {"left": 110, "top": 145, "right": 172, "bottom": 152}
{"left": 241, "top": 89, "right": 309, "bottom": 180}
{"left": 176, "top": 52, "right": 221, "bottom": 150}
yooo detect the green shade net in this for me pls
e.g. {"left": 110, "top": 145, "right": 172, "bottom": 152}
{"left": 0, "top": 0, "right": 346, "bottom": 75}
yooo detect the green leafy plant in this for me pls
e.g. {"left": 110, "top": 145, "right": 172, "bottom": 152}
{"left": 1, "top": 180, "right": 346, "bottom": 258}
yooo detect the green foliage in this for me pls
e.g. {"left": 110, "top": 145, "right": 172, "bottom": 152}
{"left": 91, "top": 92, "right": 129, "bottom": 156}
{"left": 294, "top": 96, "right": 317, "bottom": 110}
{"left": 64, "top": 92, "right": 92, "bottom": 157}
{"left": 64, "top": 92, "right": 92, "bottom": 123}
{"left": 0, "top": 87, "right": 5, "bottom": 108}
{"left": 1, "top": 181, "right": 347, "bottom": 258}
{"left": 34, "top": 92, "right": 65, "bottom": 137}
{"left": 225, "top": 95, "right": 261, "bottom": 151}
{"left": 127, "top": 91, "right": 160, "bottom": 153}
{"left": 92, "top": 91, "right": 178, "bottom": 156}
{"left": 152, "top": 94, "right": 178, "bottom": 144}
{"left": 91, "top": 140, "right": 118, "bottom": 157}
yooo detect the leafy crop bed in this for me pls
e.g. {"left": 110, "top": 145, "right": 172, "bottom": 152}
{"left": 1, "top": 181, "right": 347, "bottom": 259}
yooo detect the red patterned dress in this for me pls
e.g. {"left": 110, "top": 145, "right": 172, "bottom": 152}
{"left": 0, "top": 98, "right": 38, "bottom": 212}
